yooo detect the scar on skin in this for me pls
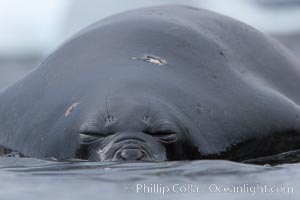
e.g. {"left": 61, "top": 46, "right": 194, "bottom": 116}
{"left": 132, "top": 55, "right": 167, "bottom": 65}
{"left": 65, "top": 102, "right": 80, "bottom": 117}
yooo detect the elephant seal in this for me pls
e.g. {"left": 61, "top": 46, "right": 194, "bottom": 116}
{"left": 1, "top": 5, "right": 300, "bottom": 163}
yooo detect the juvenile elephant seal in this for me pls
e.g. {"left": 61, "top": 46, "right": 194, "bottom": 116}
{"left": 1, "top": 5, "right": 300, "bottom": 163}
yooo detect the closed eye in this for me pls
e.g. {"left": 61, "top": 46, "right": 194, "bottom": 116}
{"left": 79, "top": 132, "right": 114, "bottom": 144}
{"left": 144, "top": 130, "right": 178, "bottom": 144}
{"left": 144, "top": 120, "right": 179, "bottom": 144}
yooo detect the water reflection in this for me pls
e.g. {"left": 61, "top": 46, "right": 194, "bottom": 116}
{"left": 0, "top": 158, "right": 299, "bottom": 199}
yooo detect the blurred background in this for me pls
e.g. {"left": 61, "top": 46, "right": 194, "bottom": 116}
{"left": 0, "top": 0, "right": 300, "bottom": 90}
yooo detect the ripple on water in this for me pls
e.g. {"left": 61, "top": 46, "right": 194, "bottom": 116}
{"left": 0, "top": 157, "right": 299, "bottom": 200}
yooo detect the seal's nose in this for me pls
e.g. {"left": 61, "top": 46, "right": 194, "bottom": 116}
{"left": 119, "top": 149, "right": 144, "bottom": 161}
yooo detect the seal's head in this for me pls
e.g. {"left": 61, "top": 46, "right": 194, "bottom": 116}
{"left": 76, "top": 93, "right": 193, "bottom": 162}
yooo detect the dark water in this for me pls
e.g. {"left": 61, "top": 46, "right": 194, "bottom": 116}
{"left": 0, "top": 158, "right": 298, "bottom": 200}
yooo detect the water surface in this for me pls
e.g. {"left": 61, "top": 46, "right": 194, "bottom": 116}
{"left": 0, "top": 158, "right": 298, "bottom": 199}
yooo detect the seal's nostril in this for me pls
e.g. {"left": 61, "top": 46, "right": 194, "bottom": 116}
{"left": 119, "top": 149, "right": 144, "bottom": 161}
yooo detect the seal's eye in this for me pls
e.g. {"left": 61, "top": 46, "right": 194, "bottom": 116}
{"left": 142, "top": 129, "right": 178, "bottom": 144}
{"left": 79, "top": 133, "right": 101, "bottom": 144}
{"left": 145, "top": 120, "right": 178, "bottom": 143}
{"left": 79, "top": 121, "right": 116, "bottom": 144}
{"left": 79, "top": 132, "right": 113, "bottom": 144}
{"left": 151, "top": 130, "right": 178, "bottom": 144}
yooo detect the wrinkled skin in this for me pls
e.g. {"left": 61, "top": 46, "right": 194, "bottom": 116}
{"left": 75, "top": 93, "right": 194, "bottom": 161}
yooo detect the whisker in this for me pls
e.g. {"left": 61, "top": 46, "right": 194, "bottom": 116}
{"left": 95, "top": 103, "right": 106, "bottom": 122}
{"left": 145, "top": 95, "right": 151, "bottom": 119}
{"left": 106, "top": 91, "right": 111, "bottom": 118}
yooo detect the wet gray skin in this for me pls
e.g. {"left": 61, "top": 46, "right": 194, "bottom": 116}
{"left": 1, "top": 5, "right": 300, "bottom": 164}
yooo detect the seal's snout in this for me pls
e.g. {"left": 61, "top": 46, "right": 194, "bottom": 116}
{"left": 117, "top": 149, "right": 145, "bottom": 161}
{"left": 82, "top": 130, "right": 168, "bottom": 162}
{"left": 114, "top": 141, "right": 150, "bottom": 161}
